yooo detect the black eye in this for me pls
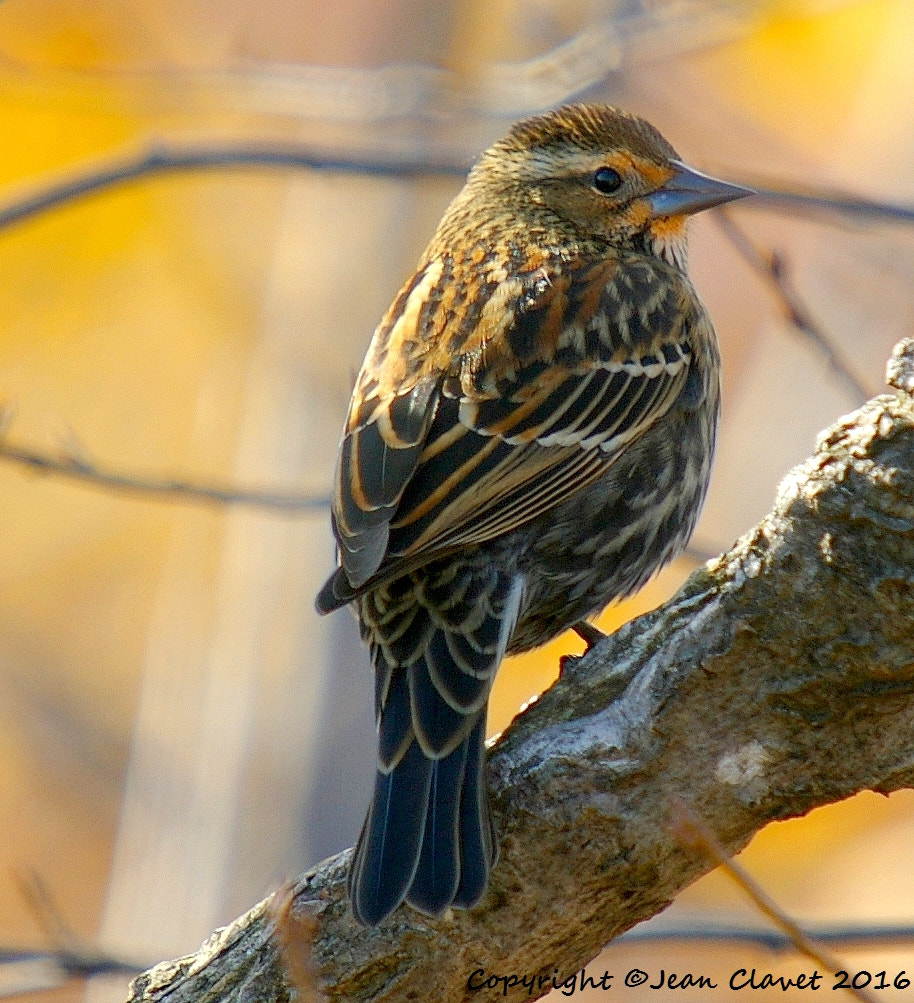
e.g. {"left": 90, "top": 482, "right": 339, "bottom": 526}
{"left": 593, "top": 166, "right": 622, "bottom": 194}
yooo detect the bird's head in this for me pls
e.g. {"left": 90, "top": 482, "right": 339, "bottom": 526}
{"left": 464, "top": 104, "right": 751, "bottom": 270}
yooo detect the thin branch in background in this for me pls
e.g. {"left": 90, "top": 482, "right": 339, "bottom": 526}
{"left": 0, "top": 144, "right": 466, "bottom": 234}
{"left": 0, "top": 946, "right": 140, "bottom": 981}
{"left": 715, "top": 210, "right": 874, "bottom": 403}
{"left": 1, "top": 877, "right": 910, "bottom": 1001}
{"left": 0, "top": 425, "right": 329, "bottom": 512}
{"left": 748, "top": 184, "right": 914, "bottom": 226}
{"left": 13, "top": 7, "right": 766, "bottom": 123}
{"left": 2, "top": 140, "right": 914, "bottom": 239}
{"left": 0, "top": 872, "right": 143, "bottom": 999}
{"left": 0, "top": 402, "right": 14, "bottom": 437}
{"left": 14, "top": 872, "right": 79, "bottom": 958}
{"left": 0, "top": 142, "right": 903, "bottom": 515}
{"left": 618, "top": 922, "right": 914, "bottom": 952}
{"left": 0, "top": 957, "right": 67, "bottom": 1000}
{"left": 670, "top": 801, "right": 879, "bottom": 1003}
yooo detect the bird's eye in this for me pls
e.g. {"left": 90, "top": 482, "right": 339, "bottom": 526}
{"left": 593, "top": 167, "right": 623, "bottom": 194}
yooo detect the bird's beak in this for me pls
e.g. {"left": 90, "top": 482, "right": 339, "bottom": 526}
{"left": 647, "top": 161, "right": 753, "bottom": 218}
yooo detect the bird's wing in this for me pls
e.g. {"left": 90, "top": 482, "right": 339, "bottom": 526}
{"left": 329, "top": 373, "right": 441, "bottom": 590}
{"left": 329, "top": 252, "right": 701, "bottom": 595}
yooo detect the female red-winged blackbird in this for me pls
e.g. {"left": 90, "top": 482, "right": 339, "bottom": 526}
{"left": 316, "top": 104, "right": 751, "bottom": 926}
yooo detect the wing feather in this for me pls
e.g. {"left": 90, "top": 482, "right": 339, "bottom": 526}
{"left": 333, "top": 376, "right": 441, "bottom": 587}
{"left": 326, "top": 251, "right": 697, "bottom": 601}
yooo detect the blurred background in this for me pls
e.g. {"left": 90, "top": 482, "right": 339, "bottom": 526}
{"left": 0, "top": 0, "right": 912, "bottom": 1000}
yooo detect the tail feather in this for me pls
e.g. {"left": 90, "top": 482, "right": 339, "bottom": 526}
{"left": 453, "top": 717, "right": 496, "bottom": 908}
{"left": 409, "top": 654, "right": 475, "bottom": 756}
{"left": 406, "top": 737, "right": 469, "bottom": 915}
{"left": 348, "top": 738, "right": 433, "bottom": 927}
{"left": 350, "top": 717, "right": 493, "bottom": 925}
{"left": 348, "top": 565, "right": 522, "bottom": 926}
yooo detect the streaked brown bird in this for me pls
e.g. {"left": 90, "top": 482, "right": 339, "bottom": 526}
{"left": 317, "top": 104, "right": 751, "bottom": 926}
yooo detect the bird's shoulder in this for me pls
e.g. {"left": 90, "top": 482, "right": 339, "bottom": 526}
{"left": 349, "top": 239, "right": 703, "bottom": 428}
{"left": 319, "top": 241, "right": 710, "bottom": 607}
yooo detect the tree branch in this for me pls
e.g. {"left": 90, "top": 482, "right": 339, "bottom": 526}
{"left": 124, "top": 339, "right": 914, "bottom": 1002}
{"left": 0, "top": 433, "right": 328, "bottom": 512}
{"left": 0, "top": 139, "right": 913, "bottom": 237}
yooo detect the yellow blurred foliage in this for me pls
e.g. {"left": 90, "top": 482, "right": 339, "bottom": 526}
{"left": 699, "top": 0, "right": 895, "bottom": 145}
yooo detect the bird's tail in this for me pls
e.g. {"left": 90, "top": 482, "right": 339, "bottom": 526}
{"left": 347, "top": 565, "right": 522, "bottom": 926}
{"left": 348, "top": 713, "right": 495, "bottom": 926}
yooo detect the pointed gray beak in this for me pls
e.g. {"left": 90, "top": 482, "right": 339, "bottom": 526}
{"left": 647, "top": 161, "right": 754, "bottom": 218}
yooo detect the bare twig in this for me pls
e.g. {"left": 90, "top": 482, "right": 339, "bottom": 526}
{"left": 14, "top": 872, "right": 80, "bottom": 957}
{"left": 1, "top": 140, "right": 914, "bottom": 239}
{"left": 617, "top": 922, "right": 914, "bottom": 952}
{"left": 0, "top": 873, "right": 144, "bottom": 999}
{"left": 0, "top": 144, "right": 465, "bottom": 234}
{"left": 748, "top": 183, "right": 914, "bottom": 226}
{"left": 0, "top": 435, "right": 328, "bottom": 512}
{"left": 0, "top": 160, "right": 902, "bottom": 519}
{"left": 670, "top": 802, "right": 879, "bottom": 1003}
{"left": 0, "top": 8, "right": 774, "bottom": 125}
{"left": 0, "top": 949, "right": 141, "bottom": 999}
{"left": 715, "top": 210, "right": 873, "bottom": 403}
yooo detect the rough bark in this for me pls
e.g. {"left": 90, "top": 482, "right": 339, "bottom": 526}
{"left": 127, "top": 340, "right": 914, "bottom": 1003}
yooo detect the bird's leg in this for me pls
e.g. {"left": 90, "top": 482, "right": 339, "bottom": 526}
{"left": 559, "top": 620, "right": 608, "bottom": 677}
{"left": 571, "top": 620, "right": 607, "bottom": 650}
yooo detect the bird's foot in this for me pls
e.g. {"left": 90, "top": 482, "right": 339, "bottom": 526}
{"left": 559, "top": 621, "right": 608, "bottom": 677}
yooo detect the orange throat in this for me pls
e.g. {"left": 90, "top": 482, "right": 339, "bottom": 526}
{"left": 647, "top": 214, "right": 689, "bottom": 269}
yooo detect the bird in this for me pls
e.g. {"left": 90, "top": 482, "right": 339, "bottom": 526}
{"left": 316, "top": 103, "right": 751, "bottom": 927}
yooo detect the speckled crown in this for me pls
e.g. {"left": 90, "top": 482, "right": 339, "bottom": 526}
{"left": 491, "top": 103, "right": 679, "bottom": 163}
